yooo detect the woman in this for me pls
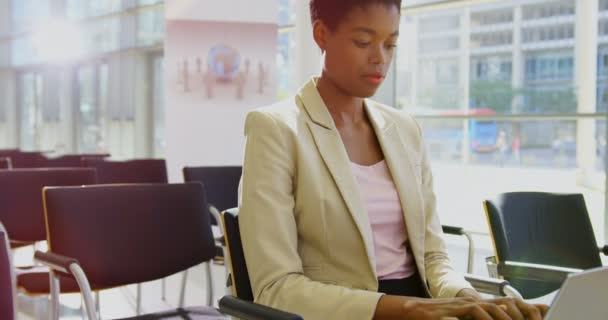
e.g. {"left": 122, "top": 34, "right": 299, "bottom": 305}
{"left": 239, "top": 1, "right": 546, "bottom": 319}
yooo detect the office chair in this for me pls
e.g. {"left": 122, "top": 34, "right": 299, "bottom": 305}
{"left": 36, "top": 183, "right": 220, "bottom": 319}
{"left": 483, "top": 192, "right": 605, "bottom": 299}
{"left": 220, "top": 208, "right": 523, "bottom": 319}
{"left": 82, "top": 158, "right": 177, "bottom": 310}
{"left": 0, "top": 157, "right": 11, "bottom": 169}
{"left": 35, "top": 183, "right": 294, "bottom": 320}
{"left": 182, "top": 166, "right": 242, "bottom": 227}
{"left": 183, "top": 166, "right": 242, "bottom": 296}
{"left": 0, "top": 168, "right": 97, "bottom": 296}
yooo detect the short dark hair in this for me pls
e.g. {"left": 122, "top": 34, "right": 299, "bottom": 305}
{"left": 309, "top": 0, "right": 402, "bottom": 31}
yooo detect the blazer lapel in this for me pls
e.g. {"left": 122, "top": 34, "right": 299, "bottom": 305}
{"left": 298, "top": 79, "right": 377, "bottom": 278}
{"left": 365, "top": 101, "right": 427, "bottom": 277}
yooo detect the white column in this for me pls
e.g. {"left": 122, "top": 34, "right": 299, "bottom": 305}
{"left": 295, "top": 0, "right": 320, "bottom": 86}
{"left": 460, "top": 8, "right": 471, "bottom": 164}
{"left": 512, "top": 5, "right": 523, "bottom": 113}
{"left": 575, "top": 0, "right": 598, "bottom": 186}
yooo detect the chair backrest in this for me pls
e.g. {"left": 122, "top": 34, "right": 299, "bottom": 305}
{"left": 0, "top": 168, "right": 97, "bottom": 242}
{"left": 83, "top": 158, "right": 167, "bottom": 184}
{"left": 0, "top": 150, "right": 45, "bottom": 168}
{"left": 43, "top": 183, "right": 216, "bottom": 289}
{"left": 43, "top": 154, "right": 109, "bottom": 168}
{"left": 484, "top": 192, "right": 602, "bottom": 299}
{"left": 221, "top": 208, "right": 254, "bottom": 301}
{"left": 0, "top": 223, "right": 16, "bottom": 320}
{"left": 0, "top": 157, "right": 11, "bottom": 169}
{"left": 183, "top": 166, "right": 242, "bottom": 212}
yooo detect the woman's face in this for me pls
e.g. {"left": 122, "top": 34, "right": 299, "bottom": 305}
{"left": 316, "top": 3, "right": 400, "bottom": 98}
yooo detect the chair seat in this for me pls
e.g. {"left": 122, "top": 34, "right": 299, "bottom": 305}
{"left": 16, "top": 267, "right": 81, "bottom": 295}
{"left": 116, "top": 306, "right": 226, "bottom": 320}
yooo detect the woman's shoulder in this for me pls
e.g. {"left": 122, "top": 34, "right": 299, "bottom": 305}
{"left": 245, "top": 96, "right": 302, "bottom": 133}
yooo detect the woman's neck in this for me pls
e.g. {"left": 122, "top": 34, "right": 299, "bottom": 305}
{"left": 316, "top": 75, "right": 365, "bottom": 128}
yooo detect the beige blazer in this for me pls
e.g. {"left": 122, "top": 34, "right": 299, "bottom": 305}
{"left": 239, "top": 78, "right": 473, "bottom": 320}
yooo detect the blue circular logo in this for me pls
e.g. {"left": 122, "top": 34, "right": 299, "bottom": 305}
{"left": 207, "top": 45, "right": 241, "bottom": 80}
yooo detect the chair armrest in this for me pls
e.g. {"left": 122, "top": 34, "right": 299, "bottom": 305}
{"left": 496, "top": 260, "right": 582, "bottom": 283}
{"left": 464, "top": 274, "right": 522, "bottom": 299}
{"left": 34, "top": 251, "right": 79, "bottom": 275}
{"left": 442, "top": 225, "right": 464, "bottom": 236}
{"left": 34, "top": 251, "right": 97, "bottom": 320}
{"left": 442, "top": 225, "right": 475, "bottom": 273}
{"left": 600, "top": 245, "right": 608, "bottom": 256}
{"left": 219, "top": 295, "right": 303, "bottom": 320}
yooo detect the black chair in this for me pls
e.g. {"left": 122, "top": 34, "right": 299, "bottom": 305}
{"left": 183, "top": 166, "right": 241, "bottom": 264}
{"left": 182, "top": 166, "right": 242, "bottom": 226}
{"left": 483, "top": 192, "right": 605, "bottom": 299}
{"left": 220, "top": 208, "right": 524, "bottom": 319}
{"left": 35, "top": 183, "right": 296, "bottom": 320}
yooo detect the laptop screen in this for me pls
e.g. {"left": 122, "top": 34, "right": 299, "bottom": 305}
{"left": 544, "top": 266, "right": 608, "bottom": 320}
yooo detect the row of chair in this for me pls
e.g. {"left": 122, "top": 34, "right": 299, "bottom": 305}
{"left": 0, "top": 161, "right": 244, "bottom": 318}
{"left": 1, "top": 183, "right": 301, "bottom": 320}
{"left": 0, "top": 149, "right": 110, "bottom": 168}
{"left": 2, "top": 156, "right": 605, "bottom": 318}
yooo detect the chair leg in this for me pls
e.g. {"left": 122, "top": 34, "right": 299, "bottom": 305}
{"left": 179, "top": 270, "right": 189, "bottom": 308}
{"left": 161, "top": 278, "right": 166, "bottom": 301}
{"left": 205, "top": 262, "right": 214, "bottom": 306}
{"left": 49, "top": 271, "right": 61, "bottom": 320}
{"left": 95, "top": 291, "right": 100, "bottom": 320}
{"left": 136, "top": 283, "right": 142, "bottom": 315}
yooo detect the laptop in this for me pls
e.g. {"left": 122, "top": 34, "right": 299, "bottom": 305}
{"left": 544, "top": 266, "right": 608, "bottom": 320}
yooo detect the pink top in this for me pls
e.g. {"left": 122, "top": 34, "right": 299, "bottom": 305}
{"left": 351, "top": 160, "right": 416, "bottom": 280}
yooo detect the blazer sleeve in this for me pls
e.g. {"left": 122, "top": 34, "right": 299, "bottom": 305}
{"left": 239, "top": 110, "right": 383, "bottom": 320}
{"left": 417, "top": 126, "right": 475, "bottom": 298}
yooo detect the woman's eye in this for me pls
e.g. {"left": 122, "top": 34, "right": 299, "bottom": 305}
{"left": 353, "top": 40, "right": 370, "bottom": 48}
{"left": 385, "top": 43, "right": 398, "bottom": 50}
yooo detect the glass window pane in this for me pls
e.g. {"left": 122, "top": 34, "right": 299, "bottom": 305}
{"left": 19, "top": 72, "right": 43, "bottom": 150}
{"left": 66, "top": 0, "right": 121, "bottom": 19}
{"left": 11, "top": 0, "right": 51, "bottom": 33}
{"left": 138, "top": 7, "right": 165, "bottom": 46}
{"left": 278, "top": 0, "right": 295, "bottom": 26}
{"left": 153, "top": 56, "right": 165, "bottom": 157}
{"left": 397, "top": 0, "right": 605, "bottom": 247}
{"left": 277, "top": 31, "right": 296, "bottom": 99}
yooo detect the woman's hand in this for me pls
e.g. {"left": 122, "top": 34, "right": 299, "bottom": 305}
{"left": 374, "top": 295, "right": 548, "bottom": 320}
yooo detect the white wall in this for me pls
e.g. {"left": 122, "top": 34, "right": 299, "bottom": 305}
{"left": 164, "top": 0, "right": 278, "bottom": 182}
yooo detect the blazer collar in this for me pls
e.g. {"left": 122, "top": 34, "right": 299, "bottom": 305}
{"left": 298, "top": 78, "right": 427, "bottom": 279}
{"left": 298, "top": 77, "right": 391, "bottom": 132}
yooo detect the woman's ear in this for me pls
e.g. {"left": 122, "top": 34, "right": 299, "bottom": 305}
{"left": 312, "top": 20, "right": 327, "bottom": 52}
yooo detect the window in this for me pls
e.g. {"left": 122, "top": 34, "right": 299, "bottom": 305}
{"left": 138, "top": 7, "right": 165, "bottom": 46}
{"left": 66, "top": 0, "right": 121, "bottom": 19}
{"left": 18, "top": 72, "right": 43, "bottom": 151}
{"left": 395, "top": 0, "right": 604, "bottom": 243}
